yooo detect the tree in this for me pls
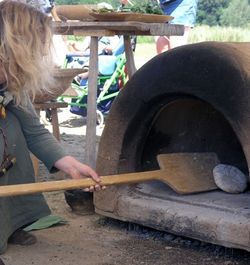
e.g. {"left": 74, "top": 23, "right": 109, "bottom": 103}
{"left": 220, "top": 0, "right": 250, "bottom": 28}
{"left": 196, "top": 0, "right": 231, "bottom": 26}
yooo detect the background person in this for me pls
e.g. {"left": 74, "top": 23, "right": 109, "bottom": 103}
{"left": 68, "top": 35, "right": 121, "bottom": 57}
{"left": 0, "top": 1, "right": 103, "bottom": 255}
{"left": 156, "top": 0, "right": 198, "bottom": 53}
{"left": 66, "top": 35, "right": 123, "bottom": 84}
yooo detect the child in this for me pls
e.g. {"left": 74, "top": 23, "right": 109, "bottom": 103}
{"left": 0, "top": 0, "right": 103, "bottom": 254}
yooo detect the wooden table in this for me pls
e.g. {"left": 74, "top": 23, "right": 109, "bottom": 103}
{"left": 34, "top": 102, "right": 68, "bottom": 141}
{"left": 53, "top": 21, "right": 184, "bottom": 168}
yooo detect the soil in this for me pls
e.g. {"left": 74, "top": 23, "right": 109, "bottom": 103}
{"left": 1, "top": 109, "right": 249, "bottom": 265}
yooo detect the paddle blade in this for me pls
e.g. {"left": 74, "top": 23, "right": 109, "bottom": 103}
{"left": 156, "top": 153, "right": 219, "bottom": 194}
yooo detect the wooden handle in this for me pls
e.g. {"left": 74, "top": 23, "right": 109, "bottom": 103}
{"left": 0, "top": 170, "right": 162, "bottom": 197}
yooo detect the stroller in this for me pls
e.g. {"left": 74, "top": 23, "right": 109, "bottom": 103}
{"left": 58, "top": 36, "right": 128, "bottom": 125}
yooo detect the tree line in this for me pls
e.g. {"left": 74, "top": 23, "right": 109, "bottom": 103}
{"left": 197, "top": 0, "right": 250, "bottom": 28}
{"left": 56, "top": 0, "right": 250, "bottom": 28}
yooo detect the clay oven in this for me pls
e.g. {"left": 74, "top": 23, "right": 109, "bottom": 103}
{"left": 95, "top": 42, "right": 250, "bottom": 251}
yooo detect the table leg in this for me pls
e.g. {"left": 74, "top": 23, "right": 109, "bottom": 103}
{"left": 50, "top": 108, "right": 60, "bottom": 141}
{"left": 124, "top": 35, "right": 137, "bottom": 78}
{"left": 85, "top": 36, "right": 99, "bottom": 168}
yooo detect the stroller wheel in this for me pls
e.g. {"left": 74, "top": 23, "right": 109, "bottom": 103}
{"left": 96, "top": 110, "right": 104, "bottom": 126}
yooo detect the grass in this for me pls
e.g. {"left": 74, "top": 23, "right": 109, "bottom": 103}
{"left": 189, "top": 25, "right": 250, "bottom": 43}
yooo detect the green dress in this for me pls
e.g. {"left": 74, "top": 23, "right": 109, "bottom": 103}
{"left": 0, "top": 99, "right": 66, "bottom": 252}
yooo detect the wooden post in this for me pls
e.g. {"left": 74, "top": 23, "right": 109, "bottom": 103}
{"left": 85, "top": 36, "right": 99, "bottom": 168}
{"left": 124, "top": 35, "right": 137, "bottom": 78}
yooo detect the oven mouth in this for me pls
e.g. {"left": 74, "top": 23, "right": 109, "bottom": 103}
{"left": 124, "top": 96, "right": 248, "bottom": 200}
{"left": 139, "top": 97, "right": 248, "bottom": 174}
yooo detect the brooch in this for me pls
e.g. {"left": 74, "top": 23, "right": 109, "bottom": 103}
{"left": 0, "top": 128, "right": 16, "bottom": 177}
{"left": 0, "top": 89, "right": 16, "bottom": 176}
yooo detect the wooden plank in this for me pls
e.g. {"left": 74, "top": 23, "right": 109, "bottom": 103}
{"left": 149, "top": 23, "right": 184, "bottom": 36}
{"left": 85, "top": 36, "right": 98, "bottom": 168}
{"left": 53, "top": 21, "right": 184, "bottom": 37}
{"left": 34, "top": 102, "right": 68, "bottom": 110}
{"left": 73, "top": 29, "right": 116, "bottom": 36}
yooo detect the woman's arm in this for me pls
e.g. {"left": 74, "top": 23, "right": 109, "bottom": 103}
{"left": 8, "top": 99, "right": 66, "bottom": 171}
{"left": 8, "top": 100, "right": 102, "bottom": 190}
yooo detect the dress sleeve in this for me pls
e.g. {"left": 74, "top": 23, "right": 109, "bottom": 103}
{"left": 7, "top": 99, "right": 67, "bottom": 172}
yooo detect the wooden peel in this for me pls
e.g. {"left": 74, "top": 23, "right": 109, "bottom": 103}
{"left": 0, "top": 153, "right": 219, "bottom": 197}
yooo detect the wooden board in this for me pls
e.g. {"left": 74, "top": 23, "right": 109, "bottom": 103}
{"left": 89, "top": 12, "right": 173, "bottom": 23}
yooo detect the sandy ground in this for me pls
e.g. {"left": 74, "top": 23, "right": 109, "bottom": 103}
{"left": 0, "top": 109, "right": 249, "bottom": 265}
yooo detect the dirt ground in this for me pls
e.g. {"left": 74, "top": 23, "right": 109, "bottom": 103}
{"left": 0, "top": 109, "right": 249, "bottom": 265}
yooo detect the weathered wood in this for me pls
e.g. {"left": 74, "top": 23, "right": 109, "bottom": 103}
{"left": 53, "top": 21, "right": 184, "bottom": 37}
{"left": 34, "top": 102, "right": 68, "bottom": 110}
{"left": 85, "top": 36, "right": 98, "bottom": 168}
{"left": 73, "top": 29, "right": 116, "bottom": 37}
{"left": 34, "top": 102, "right": 68, "bottom": 141}
{"left": 50, "top": 108, "right": 60, "bottom": 141}
{"left": 124, "top": 35, "right": 136, "bottom": 78}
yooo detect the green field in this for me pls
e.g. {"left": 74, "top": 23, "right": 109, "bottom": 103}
{"left": 137, "top": 25, "right": 250, "bottom": 44}
{"left": 134, "top": 25, "right": 250, "bottom": 68}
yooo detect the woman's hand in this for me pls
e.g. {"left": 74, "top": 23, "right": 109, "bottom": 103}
{"left": 54, "top": 156, "right": 105, "bottom": 192}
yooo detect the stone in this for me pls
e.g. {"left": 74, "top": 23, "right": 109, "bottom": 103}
{"left": 213, "top": 164, "right": 248, "bottom": 193}
{"left": 64, "top": 189, "right": 95, "bottom": 215}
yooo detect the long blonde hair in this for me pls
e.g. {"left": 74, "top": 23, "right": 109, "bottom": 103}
{"left": 0, "top": 0, "right": 55, "bottom": 106}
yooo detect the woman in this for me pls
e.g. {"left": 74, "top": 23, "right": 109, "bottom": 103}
{"left": 0, "top": 0, "right": 102, "bottom": 254}
{"left": 156, "top": 0, "right": 198, "bottom": 53}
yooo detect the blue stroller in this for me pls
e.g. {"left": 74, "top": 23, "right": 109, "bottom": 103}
{"left": 58, "top": 36, "right": 128, "bottom": 125}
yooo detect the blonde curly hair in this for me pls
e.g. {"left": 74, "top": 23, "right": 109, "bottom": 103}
{"left": 0, "top": 0, "right": 55, "bottom": 106}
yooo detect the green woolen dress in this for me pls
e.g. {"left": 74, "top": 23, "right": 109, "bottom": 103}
{"left": 0, "top": 99, "right": 66, "bottom": 253}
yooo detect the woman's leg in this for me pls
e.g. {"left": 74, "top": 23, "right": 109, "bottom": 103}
{"left": 168, "top": 26, "right": 191, "bottom": 49}
{"left": 155, "top": 26, "right": 191, "bottom": 54}
{"left": 155, "top": 36, "right": 171, "bottom": 54}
